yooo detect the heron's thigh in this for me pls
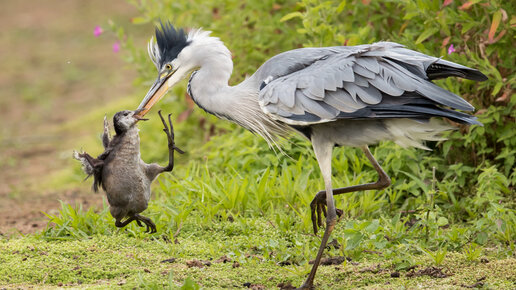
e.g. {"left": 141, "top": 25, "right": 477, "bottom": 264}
{"left": 312, "top": 119, "right": 389, "bottom": 147}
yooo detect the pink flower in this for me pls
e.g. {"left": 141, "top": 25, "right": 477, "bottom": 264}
{"left": 447, "top": 44, "right": 456, "bottom": 55}
{"left": 112, "top": 41, "right": 120, "bottom": 53}
{"left": 443, "top": 0, "right": 453, "bottom": 7}
{"left": 93, "top": 26, "right": 103, "bottom": 37}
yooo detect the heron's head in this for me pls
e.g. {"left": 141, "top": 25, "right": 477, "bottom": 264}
{"left": 136, "top": 22, "right": 198, "bottom": 117}
{"left": 113, "top": 109, "right": 148, "bottom": 135}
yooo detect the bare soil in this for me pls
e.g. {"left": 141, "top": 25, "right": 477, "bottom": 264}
{"left": 0, "top": 0, "right": 149, "bottom": 234}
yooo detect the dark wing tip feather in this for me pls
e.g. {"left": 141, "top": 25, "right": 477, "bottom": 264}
{"left": 427, "top": 63, "right": 488, "bottom": 82}
{"left": 463, "top": 69, "right": 488, "bottom": 82}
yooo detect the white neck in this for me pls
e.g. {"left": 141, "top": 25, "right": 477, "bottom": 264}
{"left": 186, "top": 30, "right": 290, "bottom": 146}
{"left": 188, "top": 61, "right": 233, "bottom": 118}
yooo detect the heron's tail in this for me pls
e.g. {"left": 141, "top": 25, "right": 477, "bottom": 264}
{"left": 384, "top": 118, "right": 453, "bottom": 150}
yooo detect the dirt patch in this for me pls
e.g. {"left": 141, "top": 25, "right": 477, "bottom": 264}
{"left": 359, "top": 263, "right": 384, "bottom": 274}
{"left": 0, "top": 188, "right": 104, "bottom": 235}
{"left": 461, "top": 276, "right": 486, "bottom": 288}
{"left": 277, "top": 282, "right": 296, "bottom": 289}
{"left": 243, "top": 283, "right": 266, "bottom": 289}
{"left": 406, "top": 266, "right": 451, "bottom": 278}
{"left": 186, "top": 259, "right": 212, "bottom": 268}
{"left": 214, "top": 255, "right": 232, "bottom": 263}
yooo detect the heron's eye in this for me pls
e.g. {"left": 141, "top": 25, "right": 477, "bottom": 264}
{"left": 165, "top": 64, "right": 172, "bottom": 70}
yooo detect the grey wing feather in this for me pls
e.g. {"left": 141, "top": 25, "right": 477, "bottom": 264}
{"left": 353, "top": 62, "right": 376, "bottom": 79}
{"left": 256, "top": 41, "right": 485, "bottom": 125}
{"left": 325, "top": 90, "right": 367, "bottom": 112}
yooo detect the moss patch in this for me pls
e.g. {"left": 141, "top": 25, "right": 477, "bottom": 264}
{"left": 1, "top": 217, "right": 515, "bottom": 289}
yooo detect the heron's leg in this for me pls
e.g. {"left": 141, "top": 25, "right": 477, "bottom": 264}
{"left": 135, "top": 214, "right": 157, "bottom": 233}
{"left": 300, "top": 139, "right": 335, "bottom": 289}
{"left": 158, "top": 110, "right": 185, "bottom": 172}
{"left": 311, "top": 145, "right": 391, "bottom": 234}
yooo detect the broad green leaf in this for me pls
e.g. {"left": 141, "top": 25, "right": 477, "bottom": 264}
{"left": 365, "top": 220, "right": 380, "bottom": 233}
{"left": 280, "top": 12, "right": 304, "bottom": 22}
{"left": 488, "top": 10, "right": 502, "bottom": 43}
{"left": 492, "top": 82, "right": 503, "bottom": 96}
{"left": 437, "top": 217, "right": 449, "bottom": 227}
{"left": 336, "top": 1, "right": 347, "bottom": 13}
{"left": 415, "top": 27, "right": 439, "bottom": 44}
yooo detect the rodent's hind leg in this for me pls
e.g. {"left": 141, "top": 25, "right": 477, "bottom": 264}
{"left": 135, "top": 214, "right": 157, "bottom": 233}
{"left": 115, "top": 216, "right": 137, "bottom": 229}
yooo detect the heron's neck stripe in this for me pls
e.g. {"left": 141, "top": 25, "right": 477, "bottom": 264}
{"left": 187, "top": 70, "right": 233, "bottom": 121}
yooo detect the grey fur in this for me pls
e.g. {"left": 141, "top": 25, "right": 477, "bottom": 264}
{"left": 73, "top": 110, "right": 183, "bottom": 233}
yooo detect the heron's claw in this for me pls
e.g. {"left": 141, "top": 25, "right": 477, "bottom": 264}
{"left": 310, "top": 191, "right": 343, "bottom": 235}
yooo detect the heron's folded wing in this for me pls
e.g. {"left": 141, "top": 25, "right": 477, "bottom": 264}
{"left": 258, "top": 42, "right": 480, "bottom": 126}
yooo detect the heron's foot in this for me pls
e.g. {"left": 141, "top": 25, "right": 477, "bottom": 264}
{"left": 135, "top": 214, "right": 157, "bottom": 233}
{"left": 158, "top": 110, "right": 185, "bottom": 154}
{"left": 310, "top": 191, "right": 343, "bottom": 235}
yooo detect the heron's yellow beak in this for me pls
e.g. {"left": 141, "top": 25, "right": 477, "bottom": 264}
{"left": 133, "top": 108, "right": 149, "bottom": 122}
{"left": 136, "top": 75, "right": 171, "bottom": 118}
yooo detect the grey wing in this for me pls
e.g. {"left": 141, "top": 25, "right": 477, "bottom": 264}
{"left": 257, "top": 42, "right": 486, "bottom": 126}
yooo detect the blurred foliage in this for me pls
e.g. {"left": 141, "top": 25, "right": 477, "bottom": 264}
{"left": 112, "top": 0, "right": 515, "bottom": 187}
{"left": 280, "top": 0, "right": 515, "bottom": 185}
{"left": 43, "top": 0, "right": 514, "bottom": 271}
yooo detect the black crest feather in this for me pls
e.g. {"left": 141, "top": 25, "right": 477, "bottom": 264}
{"left": 155, "top": 21, "right": 190, "bottom": 68}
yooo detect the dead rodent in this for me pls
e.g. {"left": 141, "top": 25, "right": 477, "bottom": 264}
{"left": 73, "top": 109, "right": 184, "bottom": 233}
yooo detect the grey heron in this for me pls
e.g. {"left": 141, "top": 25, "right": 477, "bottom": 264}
{"left": 136, "top": 23, "right": 486, "bottom": 288}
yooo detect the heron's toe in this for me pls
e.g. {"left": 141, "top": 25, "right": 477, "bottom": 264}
{"left": 336, "top": 208, "right": 343, "bottom": 217}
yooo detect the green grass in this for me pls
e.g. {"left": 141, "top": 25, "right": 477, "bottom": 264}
{"left": 5, "top": 95, "right": 511, "bottom": 288}
{"left": 2, "top": 212, "right": 515, "bottom": 289}
{"left": 2, "top": 118, "right": 512, "bottom": 287}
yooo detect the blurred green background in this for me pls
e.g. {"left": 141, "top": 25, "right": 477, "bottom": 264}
{"left": 0, "top": 0, "right": 152, "bottom": 233}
